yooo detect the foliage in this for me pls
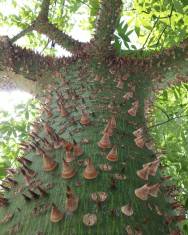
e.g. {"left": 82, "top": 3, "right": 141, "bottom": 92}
{"left": 148, "top": 83, "right": 188, "bottom": 202}
{"left": 113, "top": 0, "right": 188, "bottom": 53}
{"left": 0, "top": 0, "right": 187, "bottom": 55}
{"left": 126, "top": 0, "right": 188, "bottom": 50}
{"left": 0, "top": 98, "right": 39, "bottom": 179}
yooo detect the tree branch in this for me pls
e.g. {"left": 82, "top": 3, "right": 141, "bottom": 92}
{"left": 34, "top": 0, "right": 86, "bottom": 54}
{"left": 153, "top": 105, "right": 170, "bottom": 120}
{"left": 9, "top": 0, "right": 86, "bottom": 55}
{"left": 38, "top": 0, "right": 51, "bottom": 21}
{"left": 148, "top": 114, "right": 188, "bottom": 129}
{"left": 142, "top": 17, "right": 160, "bottom": 49}
{"left": 10, "top": 24, "right": 35, "bottom": 44}
{"left": 0, "top": 36, "right": 75, "bottom": 85}
{"left": 34, "top": 21, "right": 85, "bottom": 54}
{"left": 140, "top": 5, "right": 174, "bottom": 49}
{"left": 155, "top": 25, "right": 167, "bottom": 48}
{"left": 39, "top": 39, "right": 51, "bottom": 55}
{"left": 149, "top": 38, "right": 188, "bottom": 86}
{"left": 92, "top": 0, "right": 123, "bottom": 58}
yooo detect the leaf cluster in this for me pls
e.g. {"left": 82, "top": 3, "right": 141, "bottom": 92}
{"left": 148, "top": 83, "right": 188, "bottom": 232}
{"left": 0, "top": 98, "right": 39, "bottom": 179}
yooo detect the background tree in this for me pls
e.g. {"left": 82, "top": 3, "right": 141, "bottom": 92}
{"left": 0, "top": 0, "right": 187, "bottom": 234}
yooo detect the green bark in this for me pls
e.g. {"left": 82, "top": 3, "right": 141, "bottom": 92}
{"left": 0, "top": 57, "right": 182, "bottom": 235}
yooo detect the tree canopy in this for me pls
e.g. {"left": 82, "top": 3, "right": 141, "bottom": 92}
{"left": 0, "top": 0, "right": 187, "bottom": 55}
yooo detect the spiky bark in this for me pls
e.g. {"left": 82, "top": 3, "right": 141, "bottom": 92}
{"left": 0, "top": 1, "right": 187, "bottom": 235}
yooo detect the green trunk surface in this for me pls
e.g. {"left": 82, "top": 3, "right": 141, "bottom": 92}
{"left": 0, "top": 60, "right": 179, "bottom": 235}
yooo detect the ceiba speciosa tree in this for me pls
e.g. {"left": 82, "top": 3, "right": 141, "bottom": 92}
{"left": 0, "top": 0, "right": 187, "bottom": 234}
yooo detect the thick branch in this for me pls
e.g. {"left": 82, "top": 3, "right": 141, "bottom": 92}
{"left": 92, "top": 0, "right": 123, "bottom": 58}
{"left": 149, "top": 39, "right": 188, "bottom": 87}
{"left": 38, "top": 0, "right": 51, "bottom": 20}
{"left": 34, "top": 20, "right": 85, "bottom": 54}
{"left": 34, "top": 0, "right": 85, "bottom": 54}
{"left": 0, "top": 36, "right": 75, "bottom": 85}
{"left": 10, "top": 0, "right": 86, "bottom": 55}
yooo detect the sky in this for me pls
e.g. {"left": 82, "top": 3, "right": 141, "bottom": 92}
{"left": 0, "top": 90, "right": 32, "bottom": 112}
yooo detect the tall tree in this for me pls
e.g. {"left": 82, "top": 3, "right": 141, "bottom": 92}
{"left": 0, "top": 0, "right": 187, "bottom": 234}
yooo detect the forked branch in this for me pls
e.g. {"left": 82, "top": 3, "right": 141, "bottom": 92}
{"left": 10, "top": 0, "right": 85, "bottom": 54}
{"left": 34, "top": 21, "right": 84, "bottom": 54}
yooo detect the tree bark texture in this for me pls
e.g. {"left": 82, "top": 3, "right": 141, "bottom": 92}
{"left": 0, "top": 50, "right": 187, "bottom": 234}
{"left": 0, "top": 1, "right": 188, "bottom": 234}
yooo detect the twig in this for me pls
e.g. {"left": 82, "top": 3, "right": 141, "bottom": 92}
{"left": 40, "top": 39, "right": 51, "bottom": 55}
{"left": 155, "top": 25, "right": 167, "bottom": 47}
{"left": 168, "top": 5, "right": 174, "bottom": 26}
{"left": 141, "top": 5, "right": 174, "bottom": 49}
{"left": 61, "top": 0, "right": 66, "bottom": 16}
{"left": 148, "top": 114, "right": 188, "bottom": 129}
{"left": 10, "top": 24, "right": 35, "bottom": 43}
{"left": 78, "top": 0, "right": 90, "bottom": 7}
{"left": 127, "top": 5, "right": 173, "bottom": 19}
{"left": 142, "top": 17, "right": 160, "bottom": 49}
{"left": 158, "top": 5, "right": 174, "bottom": 20}
{"left": 153, "top": 105, "right": 170, "bottom": 119}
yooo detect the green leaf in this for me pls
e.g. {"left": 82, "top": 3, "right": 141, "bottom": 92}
{"left": 114, "top": 36, "right": 122, "bottom": 53}
{"left": 123, "top": 40, "right": 130, "bottom": 49}
{"left": 121, "top": 34, "right": 130, "bottom": 43}
{"left": 131, "top": 44, "right": 137, "bottom": 49}
{"left": 126, "top": 29, "right": 134, "bottom": 36}
{"left": 173, "top": 0, "right": 184, "bottom": 13}
{"left": 163, "top": 90, "right": 168, "bottom": 100}
{"left": 122, "top": 23, "right": 128, "bottom": 33}
{"left": 135, "top": 26, "right": 140, "bottom": 37}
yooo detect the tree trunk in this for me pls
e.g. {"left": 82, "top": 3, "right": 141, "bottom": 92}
{"left": 0, "top": 0, "right": 187, "bottom": 233}
{"left": 0, "top": 52, "right": 186, "bottom": 234}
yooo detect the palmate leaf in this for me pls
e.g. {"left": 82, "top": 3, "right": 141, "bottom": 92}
{"left": 114, "top": 19, "right": 134, "bottom": 51}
